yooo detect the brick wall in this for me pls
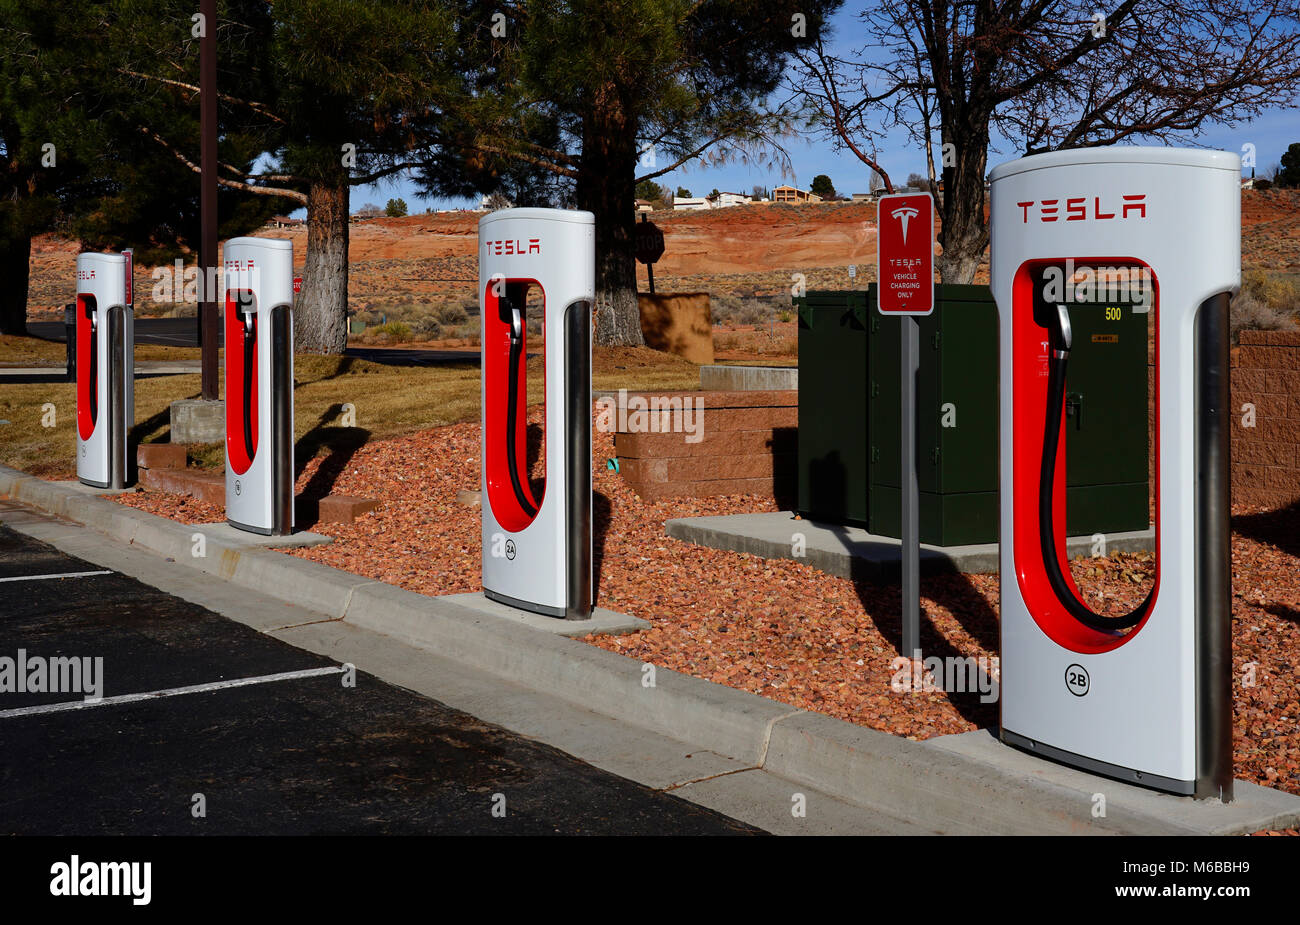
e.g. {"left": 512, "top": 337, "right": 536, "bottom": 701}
{"left": 1232, "top": 330, "right": 1300, "bottom": 509}
{"left": 611, "top": 390, "right": 796, "bottom": 501}
{"left": 611, "top": 330, "right": 1300, "bottom": 511}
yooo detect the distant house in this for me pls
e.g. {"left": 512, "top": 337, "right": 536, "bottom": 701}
{"left": 772, "top": 185, "right": 822, "bottom": 205}
{"left": 851, "top": 193, "right": 873, "bottom": 202}
{"left": 709, "top": 191, "right": 753, "bottom": 208}
{"left": 673, "top": 196, "right": 712, "bottom": 211}
{"left": 265, "top": 215, "right": 304, "bottom": 228}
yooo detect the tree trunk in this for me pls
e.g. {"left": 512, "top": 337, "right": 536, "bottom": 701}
{"left": 0, "top": 232, "right": 32, "bottom": 336}
{"left": 296, "top": 178, "right": 350, "bottom": 354}
{"left": 937, "top": 117, "right": 991, "bottom": 284}
{"left": 576, "top": 99, "right": 644, "bottom": 347}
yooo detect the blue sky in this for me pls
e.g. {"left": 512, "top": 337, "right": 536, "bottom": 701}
{"left": 320, "top": 5, "right": 1298, "bottom": 216}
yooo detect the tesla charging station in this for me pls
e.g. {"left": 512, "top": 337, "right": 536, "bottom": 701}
{"left": 992, "top": 148, "right": 1238, "bottom": 799}
{"left": 479, "top": 208, "right": 594, "bottom": 619}
{"left": 224, "top": 237, "right": 295, "bottom": 536}
{"left": 75, "top": 252, "right": 135, "bottom": 489}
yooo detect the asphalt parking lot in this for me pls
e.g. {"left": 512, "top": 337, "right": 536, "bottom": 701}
{"left": 0, "top": 523, "right": 758, "bottom": 835}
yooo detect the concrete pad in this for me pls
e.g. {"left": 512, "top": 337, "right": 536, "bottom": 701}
{"left": 673, "top": 768, "right": 933, "bottom": 836}
{"left": 436, "top": 591, "right": 649, "bottom": 637}
{"left": 57, "top": 481, "right": 139, "bottom": 497}
{"left": 192, "top": 521, "right": 333, "bottom": 549}
{"left": 927, "top": 730, "right": 1300, "bottom": 836}
{"left": 667, "top": 510, "right": 1155, "bottom": 577}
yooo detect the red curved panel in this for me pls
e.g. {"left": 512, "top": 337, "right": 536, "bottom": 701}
{"left": 76, "top": 295, "right": 97, "bottom": 441}
{"left": 225, "top": 290, "right": 258, "bottom": 475}
{"left": 1011, "top": 258, "right": 1160, "bottom": 654}
{"left": 484, "top": 278, "right": 545, "bottom": 532}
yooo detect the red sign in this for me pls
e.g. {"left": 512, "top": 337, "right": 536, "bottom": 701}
{"left": 293, "top": 277, "right": 302, "bottom": 294}
{"left": 876, "top": 192, "right": 934, "bottom": 315}
{"left": 634, "top": 220, "right": 665, "bottom": 265}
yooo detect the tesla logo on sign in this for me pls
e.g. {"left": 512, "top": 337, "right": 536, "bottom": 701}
{"left": 877, "top": 192, "right": 934, "bottom": 316}
{"left": 891, "top": 206, "right": 920, "bottom": 244}
{"left": 1017, "top": 195, "right": 1146, "bottom": 223}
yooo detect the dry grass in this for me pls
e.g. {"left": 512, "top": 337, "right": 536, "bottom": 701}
{"left": 1232, "top": 269, "right": 1300, "bottom": 341}
{"left": 0, "top": 336, "right": 208, "bottom": 367}
{"left": 0, "top": 373, "right": 201, "bottom": 478}
{"left": 0, "top": 341, "right": 701, "bottom": 478}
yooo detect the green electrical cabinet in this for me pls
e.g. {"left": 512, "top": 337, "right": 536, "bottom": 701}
{"left": 796, "top": 291, "right": 870, "bottom": 525}
{"left": 796, "top": 284, "right": 1149, "bottom": 546}
{"left": 869, "top": 284, "right": 1001, "bottom": 546}
{"left": 1052, "top": 297, "right": 1152, "bottom": 537}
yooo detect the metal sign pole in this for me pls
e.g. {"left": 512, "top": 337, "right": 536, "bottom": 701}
{"left": 901, "top": 315, "right": 920, "bottom": 660}
{"left": 877, "top": 190, "right": 934, "bottom": 664}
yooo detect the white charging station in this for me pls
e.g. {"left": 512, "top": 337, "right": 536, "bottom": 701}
{"left": 991, "top": 147, "right": 1238, "bottom": 798}
{"left": 75, "top": 252, "right": 134, "bottom": 489}
{"left": 224, "top": 237, "right": 295, "bottom": 535}
{"left": 479, "top": 208, "right": 594, "bottom": 619}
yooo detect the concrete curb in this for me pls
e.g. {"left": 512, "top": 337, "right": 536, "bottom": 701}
{"left": 667, "top": 511, "right": 1156, "bottom": 577}
{"left": 3, "top": 462, "right": 1297, "bottom": 835}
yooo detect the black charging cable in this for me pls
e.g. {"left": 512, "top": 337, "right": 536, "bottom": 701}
{"left": 85, "top": 302, "right": 98, "bottom": 425}
{"left": 1039, "top": 304, "right": 1153, "bottom": 633}
{"left": 241, "top": 302, "right": 257, "bottom": 462}
{"left": 503, "top": 292, "right": 538, "bottom": 518}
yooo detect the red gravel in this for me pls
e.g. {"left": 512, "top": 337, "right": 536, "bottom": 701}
{"left": 109, "top": 412, "right": 1300, "bottom": 798}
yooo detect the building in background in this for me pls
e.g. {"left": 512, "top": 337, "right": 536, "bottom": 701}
{"left": 773, "top": 185, "right": 822, "bottom": 205}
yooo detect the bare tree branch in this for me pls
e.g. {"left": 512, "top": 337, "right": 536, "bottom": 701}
{"left": 139, "top": 127, "right": 307, "bottom": 203}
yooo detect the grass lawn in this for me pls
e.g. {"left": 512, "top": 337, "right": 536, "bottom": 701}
{"left": 0, "top": 334, "right": 205, "bottom": 368}
{"left": 0, "top": 339, "right": 700, "bottom": 478}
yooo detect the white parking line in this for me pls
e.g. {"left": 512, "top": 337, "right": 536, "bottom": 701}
{"left": 0, "top": 570, "right": 113, "bottom": 583}
{"left": 0, "top": 666, "right": 346, "bottom": 719}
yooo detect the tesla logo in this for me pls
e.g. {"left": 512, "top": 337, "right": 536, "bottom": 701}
{"left": 484, "top": 238, "right": 541, "bottom": 256}
{"left": 77, "top": 270, "right": 96, "bottom": 280}
{"left": 891, "top": 206, "right": 920, "bottom": 244}
{"left": 1018, "top": 195, "right": 1146, "bottom": 223}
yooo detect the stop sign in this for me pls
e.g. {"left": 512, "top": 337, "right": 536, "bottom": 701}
{"left": 634, "top": 220, "right": 665, "bottom": 265}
